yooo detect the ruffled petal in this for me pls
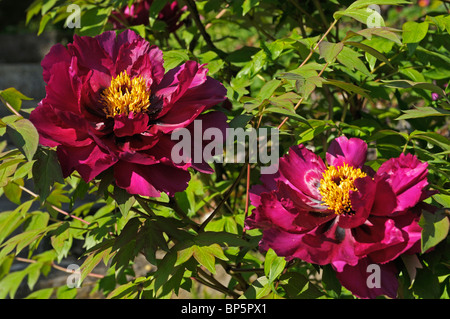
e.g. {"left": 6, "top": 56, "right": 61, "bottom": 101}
{"left": 377, "top": 153, "right": 429, "bottom": 212}
{"left": 326, "top": 136, "right": 368, "bottom": 168}
{"left": 114, "top": 161, "right": 191, "bottom": 197}
{"left": 278, "top": 144, "right": 326, "bottom": 203}
{"left": 335, "top": 258, "right": 399, "bottom": 299}
{"left": 57, "top": 143, "right": 117, "bottom": 182}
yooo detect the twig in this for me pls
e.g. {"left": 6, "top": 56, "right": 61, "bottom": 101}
{"left": 182, "top": 0, "right": 228, "bottom": 60}
{"left": 0, "top": 97, "right": 23, "bottom": 118}
{"left": 198, "top": 163, "right": 248, "bottom": 232}
{"left": 277, "top": 61, "right": 330, "bottom": 129}
{"left": 197, "top": 267, "right": 240, "bottom": 299}
{"left": 18, "top": 184, "right": 91, "bottom": 226}
{"left": 15, "top": 256, "right": 104, "bottom": 279}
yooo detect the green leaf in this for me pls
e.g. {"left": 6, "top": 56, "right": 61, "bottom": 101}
{"left": 113, "top": 186, "right": 135, "bottom": 217}
{"left": 265, "top": 107, "right": 310, "bottom": 127}
{"left": 345, "top": 27, "right": 402, "bottom": 45}
{"left": 334, "top": 8, "right": 385, "bottom": 26}
{"left": 319, "top": 41, "right": 344, "bottom": 63}
{"left": 3, "top": 178, "right": 24, "bottom": 205}
{"left": 38, "top": 12, "right": 53, "bottom": 35}
{"left": 347, "top": 0, "right": 410, "bottom": 10}
{"left": 175, "top": 246, "right": 194, "bottom": 266}
{"left": 80, "top": 244, "right": 112, "bottom": 283}
{"left": 192, "top": 245, "right": 216, "bottom": 274}
{"left": 203, "top": 243, "right": 229, "bottom": 262}
{"left": 242, "top": 0, "right": 260, "bottom": 16}
{"left": 0, "top": 88, "right": 32, "bottom": 112}
{"left": 32, "top": 148, "right": 64, "bottom": 201}
{"left": 25, "top": 288, "right": 54, "bottom": 299}
{"left": 264, "top": 248, "right": 286, "bottom": 284}
{"left": 149, "top": 0, "right": 170, "bottom": 21}
{"left": 257, "top": 80, "right": 281, "bottom": 101}
{"left": 402, "top": 21, "right": 429, "bottom": 44}
{"left": 239, "top": 276, "right": 271, "bottom": 299}
{"left": 6, "top": 118, "right": 39, "bottom": 161}
{"left": 412, "top": 267, "right": 441, "bottom": 298}
{"left": 419, "top": 210, "right": 449, "bottom": 253}
{"left": 194, "top": 231, "right": 251, "bottom": 248}
{"left": 324, "top": 79, "right": 370, "bottom": 98}
{"left": 279, "top": 272, "right": 309, "bottom": 298}
{"left": 336, "top": 46, "right": 371, "bottom": 76}
{"left": 345, "top": 41, "right": 393, "bottom": 69}
{"left": 396, "top": 107, "right": 450, "bottom": 120}
{"left": 410, "top": 131, "right": 450, "bottom": 151}
{"left": 382, "top": 80, "right": 444, "bottom": 95}
{"left": 26, "top": 0, "right": 43, "bottom": 25}
{"left": 0, "top": 270, "right": 28, "bottom": 298}
{"left": 56, "top": 285, "right": 78, "bottom": 299}
{"left": 163, "top": 50, "right": 189, "bottom": 70}
{"left": 78, "top": 7, "right": 112, "bottom": 36}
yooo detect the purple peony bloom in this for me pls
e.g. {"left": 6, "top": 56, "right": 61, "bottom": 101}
{"left": 110, "top": 0, "right": 187, "bottom": 32}
{"left": 246, "top": 136, "right": 436, "bottom": 298}
{"left": 30, "top": 30, "right": 227, "bottom": 197}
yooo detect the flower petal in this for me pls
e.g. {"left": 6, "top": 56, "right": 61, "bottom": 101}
{"left": 57, "top": 143, "right": 117, "bottom": 182}
{"left": 113, "top": 112, "right": 149, "bottom": 137}
{"left": 326, "top": 136, "right": 368, "bottom": 168}
{"left": 278, "top": 144, "right": 326, "bottom": 203}
{"left": 114, "top": 161, "right": 191, "bottom": 197}
{"left": 335, "top": 258, "right": 399, "bottom": 299}
{"left": 377, "top": 153, "right": 429, "bottom": 212}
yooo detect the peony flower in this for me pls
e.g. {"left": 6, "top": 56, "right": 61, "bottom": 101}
{"left": 110, "top": 0, "right": 187, "bottom": 32}
{"left": 246, "top": 136, "right": 435, "bottom": 299}
{"left": 30, "top": 30, "right": 227, "bottom": 197}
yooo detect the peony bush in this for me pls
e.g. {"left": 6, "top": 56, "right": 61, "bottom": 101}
{"left": 0, "top": 0, "right": 448, "bottom": 301}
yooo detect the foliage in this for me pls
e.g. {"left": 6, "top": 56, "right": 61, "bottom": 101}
{"left": 0, "top": 0, "right": 449, "bottom": 299}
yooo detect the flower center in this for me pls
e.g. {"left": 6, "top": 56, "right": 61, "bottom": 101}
{"left": 101, "top": 71, "right": 150, "bottom": 118}
{"left": 318, "top": 163, "right": 366, "bottom": 215}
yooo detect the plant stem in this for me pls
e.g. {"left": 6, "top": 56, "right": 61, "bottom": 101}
{"left": 15, "top": 256, "right": 104, "bottom": 279}
{"left": 0, "top": 96, "right": 22, "bottom": 118}
{"left": 18, "top": 184, "right": 91, "bottom": 226}
{"left": 197, "top": 267, "right": 240, "bottom": 298}
{"left": 198, "top": 163, "right": 247, "bottom": 232}
{"left": 182, "top": 0, "right": 228, "bottom": 60}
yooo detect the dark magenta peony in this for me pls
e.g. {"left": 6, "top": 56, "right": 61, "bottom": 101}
{"left": 30, "top": 30, "right": 227, "bottom": 197}
{"left": 246, "top": 136, "right": 435, "bottom": 299}
{"left": 110, "top": 0, "right": 187, "bottom": 32}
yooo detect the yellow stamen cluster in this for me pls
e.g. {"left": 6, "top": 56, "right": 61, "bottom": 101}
{"left": 318, "top": 163, "right": 367, "bottom": 215}
{"left": 101, "top": 71, "right": 150, "bottom": 118}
